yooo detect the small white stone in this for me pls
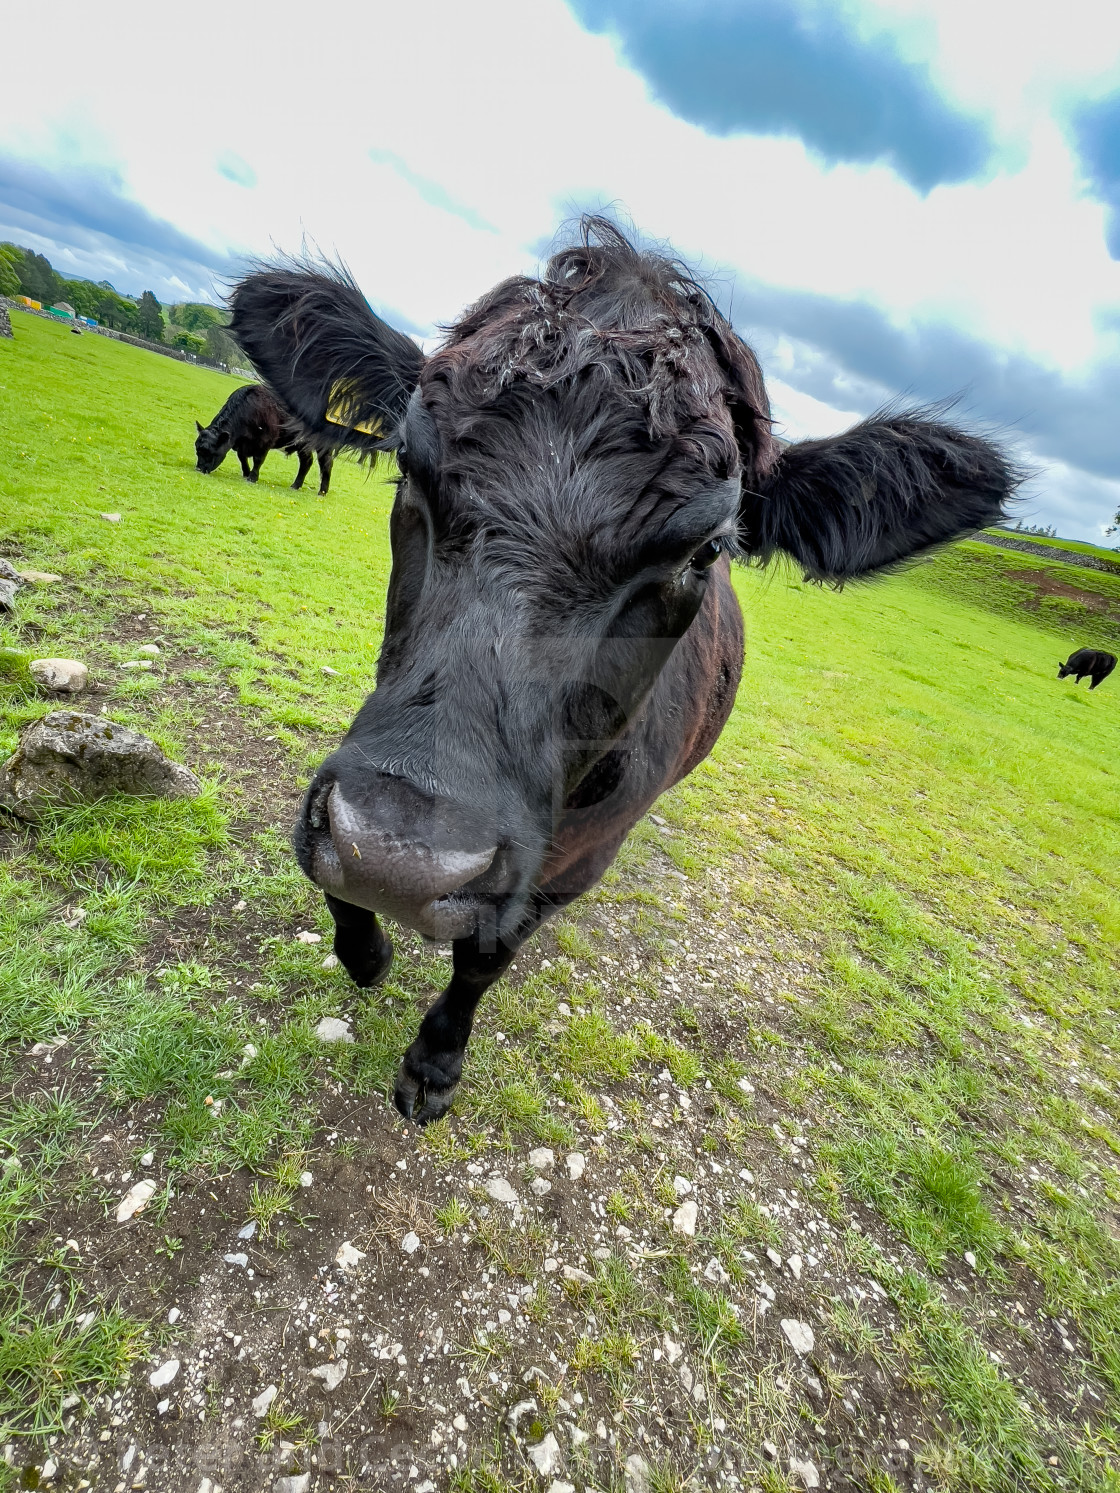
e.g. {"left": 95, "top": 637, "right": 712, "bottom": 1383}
{"left": 310, "top": 1359, "right": 348, "bottom": 1391}
{"left": 766, "top": 1246, "right": 783, "bottom": 1267}
{"left": 566, "top": 1152, "right": 586, "bottom": 1181}
{"left": 673, "top": 1175, "right": 692, "bottom": 1197}
{"left": 149, "top": 1359, "right": 179, "bottom": 1389}
{"left": 120, "top": 660, "right": 152, "bottom": 670}
{"left": 137, "top": 644, "right": 160, "bottom": 656}
{"left": 401, "top": 1231, "right": 421, "bottom": 1255}
{"left": 453, "top": 1413, "right": 468, "bottom": 1432}
{"left": 781, "top": 1319, "right": 816, "bottom": 1356}
{"left": 528, "top": 1148, "right": 555, "bottom": 1171}
{"left": 315, "top": 1017, "right": 354, "bottom": 1043}
{"left": 156, "top": 1398, "right": 170, "bottom": 1415}
{"left": 29, "top": 658, "right": 88, "bottom": 693}
{"left": 964, "top": 1250, "right": 977, "bottom": 1268}
{"left": 484, "top": 1175, "right": 518, "bottom": 1204}
{"left": 299, "top": 1171, "right": 313, "bottom": 1188}
{"left": 789, "top": 1457, "right": 820, "bottom": 1489}
{"left": 322, "top": 954, "right": 339, "bottom": 969}
{"left": 624, "top": 1453, "right": 651, "bottom": 1493}
{"left": 223, "top": 1253, "right": 249, "bottom": 1268}
{"left": 252, "top": 1383, "right": 278, "bottom": 1417}
{"left": 543, "top": 1257, "right": 559, "bottom": 1273}
{"left": 507, "top": 1398, "right": 538, "bottom": 1431}
{"left": 547, "top": 1483, "right": 576, "bottom": 1493}
{"left": 39, "top": 1461, "right": 57, "bottom": 1482}
{"left": 672, "top": 1200, "right": 698, "bottom": 1236}
{"left": 17, "top": 571, "right": 63, "bottom": 584}
{"left": 527, "top": 1432, "right": 562, "bottom": 1476}
{"left": 530, "top": 1177, "right": 552, "bottom": 1197}
{"left": 561, "top": 1264, "right": 594, "bottom": 1283}
{"left": 296, "top": 930, "right": 322, "bottom": 944}
{"left": 116, "top": 1179, "right": 156, "bottom": 1222}
{"left": 703, "top": 1256, "right": 730, "bottom": 1285}
{"left": 238, "top": 1221, "right": 258, "bottom": 1240}
{"left": 662, "top": 1334, "right": 683, "bottom": 1365}
{"left": 139, "top": 1151, "right": 154, "bottom": 1167}
{"left": 335, "top": 1240, "right": 367, "bottom": 1269}
{"left": 240, "top": 1043, "right": 258, "bottom": 1067}
{"left": 321, "top": 666, "right": 340, "bottom": 676}
{"left": 787, "top": 1254, "right": 803, "bottom": 1280}
{"left": 275, "top": 1476, "right": 310, "bottom": 1493}
{"left": 100, "top": 512, "right": 121, "bottom": 522}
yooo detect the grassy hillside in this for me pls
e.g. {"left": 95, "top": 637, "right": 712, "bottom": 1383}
{"left": 2, "top": 310, "right": 1119, "bottom": 1493}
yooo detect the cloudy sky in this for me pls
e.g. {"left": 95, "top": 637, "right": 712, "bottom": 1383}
{"left": 3, "top": 0, "right": 1120, "bottom": 540}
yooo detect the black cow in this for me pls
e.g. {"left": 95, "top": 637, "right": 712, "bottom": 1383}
{"left": 1058, "top": 648, "right": 1116, "bottom": 690}
{"left": 194, "top": 383, "right": 334, "bottom": 493}
{"left": 230, "top": 219, "right": 1019, "bottom": 1124}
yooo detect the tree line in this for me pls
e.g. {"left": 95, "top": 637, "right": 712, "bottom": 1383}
{"left": 0, "top": 243, "right": 240, "bottom": 365}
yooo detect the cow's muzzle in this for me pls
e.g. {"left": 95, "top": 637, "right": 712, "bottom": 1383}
{"left": 297, "top": 772, "right": 504, "bottom": 940}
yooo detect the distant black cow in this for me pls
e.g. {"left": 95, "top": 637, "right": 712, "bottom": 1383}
{"left": 195, "top": 383, "right": 334, "bottom": 493}
{"left": 1058, "top": 648, "right": 1116, "bottom": 690}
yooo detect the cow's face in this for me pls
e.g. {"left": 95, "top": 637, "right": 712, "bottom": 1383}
{"left": 195, "top": 422, "right": 231, "bottom": 473}
{"left": 229, "top": 222, "right": 1016, "bottom": 945}
{"left": 299, "top": 370, "right": 753, "bottom": 941}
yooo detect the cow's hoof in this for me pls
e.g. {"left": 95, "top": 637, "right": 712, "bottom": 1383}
{"left": 393, "top": 1048, "right": 461, "bottom": 1125}
{"left": 334, "top": 931, "right": 393, "bottom": 989}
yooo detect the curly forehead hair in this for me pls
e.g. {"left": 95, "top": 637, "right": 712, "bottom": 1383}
{"left": 423, "top": 217, "right": 777, "bottom": 476}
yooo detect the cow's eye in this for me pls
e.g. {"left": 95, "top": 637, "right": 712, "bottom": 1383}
{"left": 690, "top": 539, "right": 723, "bottom": 572}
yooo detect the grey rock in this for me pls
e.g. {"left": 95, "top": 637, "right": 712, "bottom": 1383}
{"left": 310, "top": 1358, "right": 348, "bottom": 1391}
{"left": 672, "top": 1200, "right": 698, "bottom": 1236}
{"left": 789, "top": 1457, "right": 820, "bottom": 1489}
{"left": 780, "top": 1319, "right": 816, "bottom": 1356}
{"left": 624, "top": 1454, "right": 651, "bottom": 1493}
{"left": 275, "top": 1476, "right": 310, "bottom": 1493}
{"left": 528, "top": 1147, "right": 555, "bottom": 1171}
{"left": 315, "top": 1017, "right": 354, "bottom": 1044}
{"left": 0, "top": 578, "right": 17, "bottom": 612}
{"left": 0, "top": 711, "right": 199, "bottom": 821}
{"left": 527, "top": 1432, "right": 562, "bottom": 1476}
{"left": 0, "top": 303, "right": 11, "bottom": 339}
{"left": 251, "top": 1383, "right": 278, "bottom": 1417}
{"left": 0, "top": 558, "right": 18, "bottom": 581}
{"left": 30, "top": 659, "right": 88, "bottom": 693}
{"left": 485, "top": 1175, "right": 518, "bottom": 1204}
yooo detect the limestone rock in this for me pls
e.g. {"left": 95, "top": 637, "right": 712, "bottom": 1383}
{"left": 0, "top": 558, "right": 19, "bottom": 581}
{"left": 315, "top": 1016, "right": 354, "bottom": 1044}
{"left": 0, "top": 303, "right": 12, "bottom": 339}
{"left": 527, "top": 1432, "right": 562, "bottom": 1476}
{"left": 17, "top": 571, "right": 63, "bottom": 584}
{"left": 30, "top": 659, "right": 88, "bottom": 694}
{"left": 310, "top": 1359, "right": 348, "bottom": 1391}
{"left": 0, "top": 578, "right": 17, "bottom": 612}
{"left": 672, "top": 1200, "right": 698, "bottom": 1236}
{"left": 0, "top": 711, "right": 199, "bottom": 821}
{"left": 780, "top": 1319, "right": 816, "bottom": 1356}
{"left": 116, "top": 1179, "right": 157, "bottom": 1222}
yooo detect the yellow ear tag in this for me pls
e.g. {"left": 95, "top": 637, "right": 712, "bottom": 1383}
{"left": 326, "top": 381, "right": 383, "bottom": 437}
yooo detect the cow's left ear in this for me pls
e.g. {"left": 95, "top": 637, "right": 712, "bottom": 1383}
{"left": 228, "top": 265, "right": 424, "bottom": 457}
{"left": 738, "top": 412, "right": 1022, "bottom": 581}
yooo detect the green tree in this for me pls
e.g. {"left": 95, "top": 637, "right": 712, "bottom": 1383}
{"left": 96, "top": 292, "right": 138, "bottom": 332}
{"left": 0, "top": 243, "right": 23, "bottom": 298}
{"left": 58, "top": 279, "right": 103, "bottom": 319}
{"left": 14, "top": 249, "right": 62, "bottom": 306}
{"left": 170, "top": 301, "right": 226, "bottom": 332}
{"left": 136, "top": 290, "right": 164, "bottom": 342}
{"left": 204, "top": 324, "right": 240, "bottom": 366}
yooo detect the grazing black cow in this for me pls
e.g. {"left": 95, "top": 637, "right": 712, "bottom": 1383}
{"left": 1058, "top": 648, "right": 1116, "bottom": 690}
{"left": 194, "top": 383, "right": 334, "bottom": 493}
{"left": 230, "top": 219, "right": 1020, "bottom": 1124}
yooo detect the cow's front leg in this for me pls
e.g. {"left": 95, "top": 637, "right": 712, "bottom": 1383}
{"left": 325, "top": 893, "right": 394, "bottom": 987}
{"left": 292, "top": 450, "right": 313, "bottom": 490}
{"left": 249, "top": 454, "right": 264, "bottom": 483}
{"left": 237, "top": 449, "right": 252, "bottom": 480}
{"left": 394, "top": 932, "right": 516, "bottom": 1124}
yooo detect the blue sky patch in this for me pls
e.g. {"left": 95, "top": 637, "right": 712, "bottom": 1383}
{"left": 1073, "top": 92, "right": 1120, "bottom": 258}
{"left": 368, "top": 148, "right": 498, "bottom": 233}
{"left": 216, "top": 151, "right": 257, "bottom": 189}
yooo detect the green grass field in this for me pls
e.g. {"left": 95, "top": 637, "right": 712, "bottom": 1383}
{"left": 2, "top": 310, "right": 1119, "bottom": 1492}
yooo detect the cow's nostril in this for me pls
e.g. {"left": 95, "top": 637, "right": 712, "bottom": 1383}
{"left": 307, "top": 780, "right": 333, "bottom": 831}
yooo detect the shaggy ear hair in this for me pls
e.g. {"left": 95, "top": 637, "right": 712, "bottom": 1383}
{"left": 227, "top": 265, "right": 424, "bottom": 456}
{"left": 739, "top": 410, "right": 1022, "bottom": 581}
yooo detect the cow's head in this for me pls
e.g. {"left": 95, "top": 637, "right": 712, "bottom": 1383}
{"left": 230, "top": 220, "right": 1018, "bottom": 943}
{"left": 194, "top": 420, "right": 232, "bottom": 473}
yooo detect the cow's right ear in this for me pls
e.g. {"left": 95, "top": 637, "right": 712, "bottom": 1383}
{"left": 227, "top": 266, "right": 424, "bottom": 457}
{"left": 195, "top": 420, "right": 204, "bottom": 433}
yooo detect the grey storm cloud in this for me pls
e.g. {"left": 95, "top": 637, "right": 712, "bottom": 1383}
{"left": 1072, "top": 92, "right": 1120, "bottom": 259}
{"left": 567, "top": 0, "right": 995, "bottom": 192}
{"left": 0, "top": 153, "right": 240, "bottom": 294}
{"left": 732, "top": 278, "right": 1120, "bottom": 484}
